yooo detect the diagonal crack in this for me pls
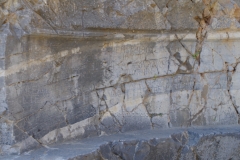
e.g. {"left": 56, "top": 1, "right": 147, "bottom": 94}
{"left": 21, "top": 0, "right": 59, "bottom": 35}
{"left": 174, "top": 34, "right": 194, "bottom": 57}
{"left": 226, "top": 72, "right": 240, "bottom": 123}
{"left": 13, "top": 124, "right": 47, "bottom": 149}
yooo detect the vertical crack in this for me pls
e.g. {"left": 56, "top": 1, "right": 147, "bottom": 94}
{"left": 194, "top": 1, "right": 215, "bottom": 65}
{"left": 227, "top": 72, "right": 240, "bottom": 123}
{"left": 82, "top": 9, "right": 85, "bottom": 37}
{"left": 145, "top": 80, "right": 152, "bottom": 93}
{"left": 169, "top": 89, "right": 173, "bottom": 128}
{"left": 97, "top": 88, "right": 123, "bottom": 132}
{"left": 187, "top": 78, "right": 198, "bottom": 126}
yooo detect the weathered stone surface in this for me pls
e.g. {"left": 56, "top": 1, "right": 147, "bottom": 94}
{"left": 2, "top": 125, "right": 240, "bottom": 160}
{"left": 1, "top": 0, "right": 240, "bottom": 156}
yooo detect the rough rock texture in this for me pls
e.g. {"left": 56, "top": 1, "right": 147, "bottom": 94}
{"left": 2, "top": 125, "right": 240, "bottom": 160}
{"left": 0, "top": 0, "right": 240, "bottom": 157}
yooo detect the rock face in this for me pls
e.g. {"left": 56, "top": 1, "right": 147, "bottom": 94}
{"left": 0, "top": 0, "right": 240, "bottom": 156}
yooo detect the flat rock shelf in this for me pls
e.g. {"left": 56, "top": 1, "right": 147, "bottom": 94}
{"left": 2, "top": 125, "right": 240, "bottom": 160}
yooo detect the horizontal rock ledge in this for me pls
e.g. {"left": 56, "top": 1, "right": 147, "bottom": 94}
{"left": 2, "top": 125, "right": 240, "bottom": 160}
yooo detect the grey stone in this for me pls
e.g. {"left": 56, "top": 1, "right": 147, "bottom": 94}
{"left": 134, "top": 141, "right": 150, "bottom": 160}
{"left": 2, "top": 125, "right": 240, "bottom": 160}
{"left": 1, "top": 0, "right": 240, "bottom": 156}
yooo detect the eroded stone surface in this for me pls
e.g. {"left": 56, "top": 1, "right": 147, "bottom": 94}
{"left": 2, "top": 125, "right": 240, "bottom": 160}
{"left": 0, "top": 0, "right": 240, "bottom": 156}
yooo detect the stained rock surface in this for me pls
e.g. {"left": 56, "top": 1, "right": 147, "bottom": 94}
{"left": 0, "top": 0, "right": 240, "bottom": 157}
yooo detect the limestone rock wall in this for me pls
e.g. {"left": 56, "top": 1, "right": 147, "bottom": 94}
{"left": 0, "top": 0, "right": 240, "bottom": 155}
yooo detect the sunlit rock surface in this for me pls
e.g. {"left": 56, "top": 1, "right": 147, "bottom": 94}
{"left": 0, "top": 0, "right": 240, "bottom": 158}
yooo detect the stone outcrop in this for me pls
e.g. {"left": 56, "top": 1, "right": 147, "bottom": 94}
{"left": 0, "top": 0, "right": 240, "bottom": 157}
